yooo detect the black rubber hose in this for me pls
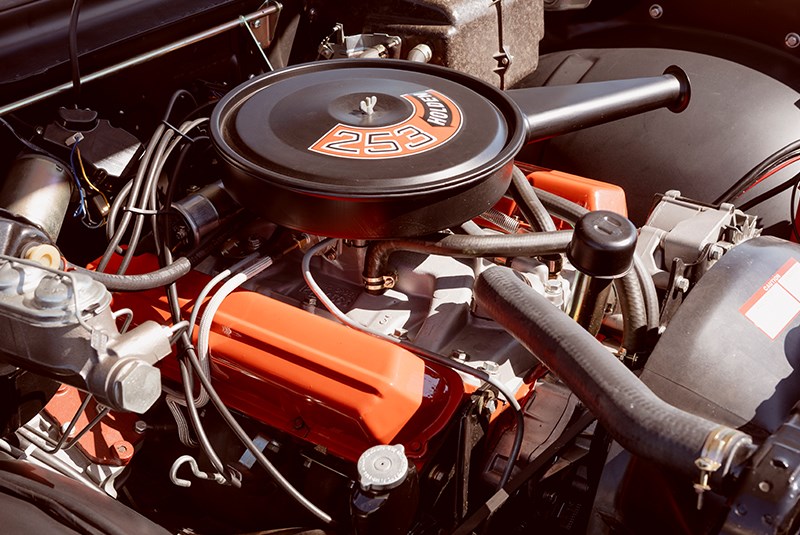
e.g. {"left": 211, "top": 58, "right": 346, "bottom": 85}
{"left": 474, "top": 267, "right": 753, "bottom": 477}
{"left": 534, "top": 187, "right": 589, "bottom": 223}
{"left": 634, "top": 254, "right": 661, "bottom": 331}
{"left": 73, "top": 216, "right": 238, "bottom": 291}
{"left": 72, "top": 257, "right": 191, "bottom": 291}
{"left": 617, "top": 270, "right": 649, "bottom": 352}
{"left": 364, "top": 230, "right": 573, "bottom": 282}
{"left": 534, "top": 188, "right": 652, "bottom": 350}
{"left": 510, "top": 166, "right": 556, "bottom": 232}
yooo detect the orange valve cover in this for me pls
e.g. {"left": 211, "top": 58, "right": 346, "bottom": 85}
{"left": 110, "top": 258, "right": 463, "bottom": 464}
{"left": 478, "top": 163, "right": 627, "bottom": 231}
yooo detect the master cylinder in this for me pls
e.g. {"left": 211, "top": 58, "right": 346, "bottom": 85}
{"left": 0, "top": 257, "right": 173, "bottom": 413}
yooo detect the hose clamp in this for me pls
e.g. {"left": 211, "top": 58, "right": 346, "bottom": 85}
{"left": 363, "top": 274, "right": 396, "bottom": 291}
{"left": 694, "top": 426, "right": 753, "bottom": 510}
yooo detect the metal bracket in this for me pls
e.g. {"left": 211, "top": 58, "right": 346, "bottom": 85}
{"left": 490, "top": 0, "right": 512, "bottom": 89}
{"left": 318, "top": 23, "right": 402, "bottom": 60}
{"left": 252, "top": 2, "right": 281, "bottom": 44}
{"left": 239, "top": 1, "right": 282, "bottom": 71}
{"left": 722, "top": 406, "right": 800, "bottom": 534}
{"left": 493, "top": 46, "right": 513, "bottom": 76}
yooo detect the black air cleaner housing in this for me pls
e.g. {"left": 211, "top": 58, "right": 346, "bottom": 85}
{"left": 211, "top": 59, "right": 526, "bottom": 239}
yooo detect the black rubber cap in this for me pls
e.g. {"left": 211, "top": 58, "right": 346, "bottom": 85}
{"left": 567, "top": 210, "right": 637, "bottom": 278}
{"left": 58, "top": 107, "right": 98, "bottom": 131}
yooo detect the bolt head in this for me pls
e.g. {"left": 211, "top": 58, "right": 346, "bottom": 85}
{"left": 111, "top": 440, "right": 134, "bottom": 463}
{"left": 451, "top": 349, "right": 468, "bottom": 361}
{"left": 481, "top": 361, "right": 500, "bottom": 375}
{"left": 674, "top": 275, "right": 690, "bottom": 293}
{"left": 786, "top": 33, "right": 800, "bottom": 48}
{"left": 649, "top": 4, "right": 663, "bottom": 18}
{"left": 112, "top": 361, "right": 161, "bottom": 414}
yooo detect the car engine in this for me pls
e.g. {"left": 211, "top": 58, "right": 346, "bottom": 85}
{"left": 1, "top": 1, "right": 800, "bottom": 534}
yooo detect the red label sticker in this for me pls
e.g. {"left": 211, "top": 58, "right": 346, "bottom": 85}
{"left": 740, "top": 258, "right": 800, "bottom": 339}
{"left": 309, "top": 89, "right": 462, "bottom": 160}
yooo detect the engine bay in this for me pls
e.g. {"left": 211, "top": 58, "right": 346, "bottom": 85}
{"left": 1, "top": 1, "right": 800, "bottom": 534}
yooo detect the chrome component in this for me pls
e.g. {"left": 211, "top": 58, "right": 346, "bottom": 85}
{"left": 786, "top": 32, "right": 800, "bottom": 49}
{"left": 170, "top": 455, "right": 229, "bottom": 488}
{"left": 0, "top": 155, "right": 71, "bottom": 240}
{"left": 407, "top": 43, "right": 433, "bottom": 63}
{"left": 357, "top": 444, "right": 409, "bottom": 492}
{"left": 0, "top": 256, "right": 172, "bottom": 413}
{"left": 544, "top": 279, "right": 566, "bottom": 310}
{"left": 171, "top": 181, "right": 241, "bottom": 248}
{"left": 318, "top": 24, "right": 402, "bottom": 60}
{"left": 694, "top": 426, "right": 754, "bottom": 510}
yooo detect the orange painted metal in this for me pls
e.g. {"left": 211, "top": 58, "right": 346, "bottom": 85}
{"left": 110, "top": 259, "right": 464, "bottom": 464}
{"left": 515, "top": 162, "right": 628, "bottom": 216}
{"left": 478, "top": 163, "right": 627, "bottom": 231}
{"left": 43, "top": 385, "right": 140, "bottom": 466}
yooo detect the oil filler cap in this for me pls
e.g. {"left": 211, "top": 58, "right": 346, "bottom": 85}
{"left": 567, "top": 210, "right": 637, "bottom": 278}
{"left": 357, "top": 444, "right": 409, "bottom": 492}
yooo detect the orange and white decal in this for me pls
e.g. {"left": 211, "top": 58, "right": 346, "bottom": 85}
{"left": 740, "top": 258, "right": 800, "bottom": 339}
{"left": 309, "top": 89, "right": 462, "bottom": 159}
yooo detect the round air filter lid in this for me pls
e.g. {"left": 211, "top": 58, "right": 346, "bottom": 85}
{"left": 211, "top": 59, "right": 525, "bottom": 238}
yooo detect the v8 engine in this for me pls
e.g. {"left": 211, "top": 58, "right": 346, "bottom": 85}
{"left": 0, "top": 1, "right": 799, "bottom": 534}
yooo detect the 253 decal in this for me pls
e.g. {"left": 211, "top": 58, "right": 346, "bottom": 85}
{"left": 309, "top": 90, "right": 462, "bottom": 160}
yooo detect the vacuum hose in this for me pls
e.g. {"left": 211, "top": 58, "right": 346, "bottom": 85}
{"left": 363, "top": 230, "right": 572, "bottom": 291}
{"left": 474, "top": 266, "right": 753, "bottom": 478}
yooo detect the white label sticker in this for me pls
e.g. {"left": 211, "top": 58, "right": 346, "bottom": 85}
{"left": 740, "top": 258, "right": 800, "bottom": 339}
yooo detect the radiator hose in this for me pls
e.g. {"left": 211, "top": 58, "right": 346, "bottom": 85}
{"left": 474, "top": 266, "right": 754, "bottom": 478}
